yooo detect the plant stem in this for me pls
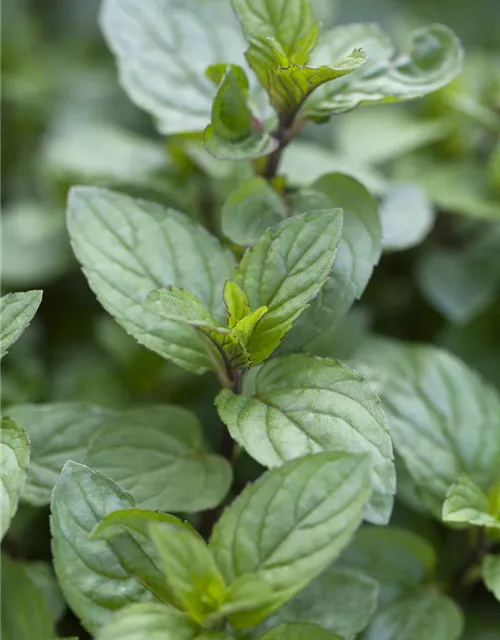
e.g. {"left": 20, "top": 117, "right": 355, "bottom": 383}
{"left": 449, "top": 528, "right": 490, "bottom": 601}
{"left": 262, "top": 117, "right": 306, "bottom": 181}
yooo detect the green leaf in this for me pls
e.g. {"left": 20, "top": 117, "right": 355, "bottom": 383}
{"left": 351, "top": 339, "right": 500, "bottom": 518}
{"left": 335, "top": 106, "right": 449, "bottom": 165}
{"left": 394, "top": 157, "right": 500, "bottom": 221}
{"left": 150, "top": 523, "right": 226, "bottom": 623}
{"left": 416, "top": 239, "right": 500, "bottom": 324}
{"left": 1, "top": 553, "right": 55, "bottom": 640}
{"left": 482, "top": 555, "right": 500, "bottom": 601}
{"left": 339, "top": 526, "right": 436, "bottom": 606}
{"left": 235, "top": 209, "right": 343, "bottom": 363}
{"left": 224, "top": 280, "right": 252, "bottom": 328}
{"left": 7, "top": 403, "right": 115, "bottom": 506}
{"left": 0, "top": 417, "right": 29, "bottom": 540}
{"left": 0, "top": 290, "right": 42, "bottom": 357}
{"left": 305, "top": 24, "right": 463, "bottom": 121}
{"left": 283, "top": 174, "right": 381, "bottom": 354}
{"left": 217, "top": 354, "right": 395, "bottom": 524}
{"left": 95, "top": 603, "right": 231, "bottom": 640}
{"left": 232, "top": 0, "right": 319, "bottom": 86}
{"left": 210, "top": 451, "right": 373, "bottom": 623}
{"left": 100, "top": 0, "right": 246, "bottom": 134}
{"left": 363, "top": 591, "right": 464, "bottom": 640}
{"left": 204, "top": 66, "right": 277, "bottom": 160}
{"left": 380, "top": 184, "right": 434, "bottom": 252}
{"left": 214, "top": 574, "right": 274, "bottom": 626}
{"left": 268, "top": 50, "right": 368, "bottom": 125}
{"left": 67, "top": 187, "right": 235, "bottom": 374}
{"left": 1, "top": 202, "right": 73, "bottom": 287}
{"left": 265, "top": 566, "right": 378, "bottom": 640}
{"left": 86, "top": 406, "right": 232, "bottom": 513}
{"left": 442, "top": 476, "right": 500, "bottom": 529}
{"left": 24, "top": 561, "right": 66, "bottom": 623}
{"left": 221, "top": 178, "right": 287, "bottom": 246}
{"left": 51, "top": 462, "right": 156, "bottom": 633}
{"left": 261, "top": 623, "right": 343, "bottom": 640}
{"left": 146, "top": 287, "right": 219, "bottom": 328}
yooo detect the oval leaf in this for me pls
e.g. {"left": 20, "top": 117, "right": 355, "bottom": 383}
{"left": 67, "top": 187, "right": 235, "bottom": 373}
{"left": 216, "top": 354, "right": 395, "bottom": 524}
{"left": 100, "top": 0, "right": 246, "bottom": 134}
{"left": 7, "top": 403, "right": 115, "bottom": 507}
{"left": 50, "top": 462, "right": 155, "bottom": 633}
{"left": 210, "top": 451, "right": 373, "bottom": 618}
{"left": 0, "top": 417, "right": 29, "bottom": 540}
{"left": 86, "top": 406, "right": 232, "bottom": 513}
{"left": 0, "top": 290, "right": 42, "bottom": 358}
{"left": 352, "top": 338, "right": 500, "bottom": 518}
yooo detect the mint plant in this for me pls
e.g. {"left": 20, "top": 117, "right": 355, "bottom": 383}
{"left": 2, "top": 0, "right": 500, "bottom": 639}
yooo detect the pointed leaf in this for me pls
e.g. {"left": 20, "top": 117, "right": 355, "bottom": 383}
{"left": 235, "top": 209, "right": 343, "bottom": 363}
{"left": 0, "top": 290, "right": 42, "bottom": 357}
{"left": 224, "top": 280, "right": 252, "bottom": 328}
{"left": 364, "top": 591, "right": 463, "bottom": 640}
{"left": 150, "top": 523, "right": 226, "bottom": 623}
{"left": 7, "top": 403, "right": 115, "bottom": 506}
{"left": 100, "top": 0, "right": 246, "bottom": 134}
{"left": 482, "top": 555, "right": 500, "bottom": 602}
{"left": 265, "top": 566, "right": 378, "bottom": 640}
{"left": 50, "top": 462, "right": 156, "bottom": 633}
{"left": 442, "top": 476, "right": 500, "bottom": 529}
{"left": 67, "top": 187, "right": 235, "bottom": 374}
{"left": 0, "top": 417, "right": 29, "bottom": 540}
{"left": 222, "top": 177, "right": 287, "bottom": 246}
{"left": 268, "top": 50, "right": 368, "bottom": 124}
{"left": 210, "top": 451, "right": 373, "bottom": 622}
{"left": 1, "top": 554, "right": 55, "bottom": 640}
{"left": 232, "top": 0, "right": 319, "bottom": 87}
{"left": 352, "top": 339, "right": 500, "bottom": 518}
{"left": 216, "top": 354, "right": 395, "bottom": 524}
{"left": 204, "top": 66, "right": 277, "bottom": 160}
{"left": 283, "top": 174, "right": 381, "bottom": 355}
{"left": 86, "top": 406, "right": 232, "bottom": 513}
{"left": 95, "top": 603, "right": 231, "bottom": 640}
{"left": 305, "top": 24, "right": 463, "bottom": 121}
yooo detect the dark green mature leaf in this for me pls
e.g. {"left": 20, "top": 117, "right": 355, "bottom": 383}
{"left": 0, "top": 290, "right": 42, "bottom": 358}
{"left": 0, "top": 417, "right": 29, "bottom": 540}
{"left": 210, "top": 452, "right": 373, "bottom": 622}
{"left": 7, "top": 403, "right": 115, "bottom": 506}
{"left": 86, "top": 406, "right": 232, "bottom": 513}
{"left": 442, "top": 476, "right": 500, "bottom": 529}
{"left": 283, "top": 174, "right": 381, "bottom": 354}
{"left": 305, "top": 23, "right": 463, "bottom": 121}
{"left": 261, "top": 623, "right": 343, "bottom": 640}
{"left": 232, "top": 0, "right": 319, "bottom": 87}
{"left": 352, "top": 339, "right": 500, "bottom": 518}
{"left": 100, "top": 0, "right": 246, "bottom": 134}
{"left": 150, "top": 523, "right": 226, "bottom": 623}
{"left": 204, "top": 66, "right": 277, "bottom": 159}
{"left": 265, "top": 566, "right": 378, "bottom": 639}
{"left": 380, "top": 184, "right": 434, "bottom": 252}
{"left": 1, "top": 554, "right": 55, "bottom": 640}
{"left": 482, "top": 555, "right": 500, "bottom": 601}
{"left": 235, "top": 209, "right": 343, "bottom": 363}
{"left": 363, "top": 591, "right": 464, "bottom": 640}
{"left": 221, "top": 177, "right": 287, "bottom": 245}
{"left": 51, "top": 462, "right": 156, "bottom": 633}
{"left": 339, "top": 526, "right": 436, "bottom": 606}
{"left": 216, "top": 354, "right": 394, "bottom": 524}
{"left": 67, "top": 187, "right": 235, "bottom": 374}
{"left": 95, "top": 603, "right": 231, "bottom": 640}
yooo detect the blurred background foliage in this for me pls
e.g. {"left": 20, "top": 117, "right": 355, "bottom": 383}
{"left": 1, "top": 0, "right": 500, "bottom": 635}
